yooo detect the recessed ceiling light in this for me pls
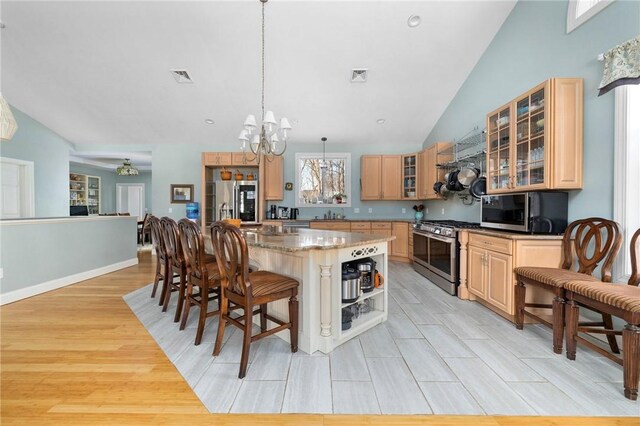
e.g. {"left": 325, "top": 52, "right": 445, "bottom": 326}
{"left": 205, "top": 119, "right": 215, "bottom": 124}
{"left": 377, "top": 119, "right": 386, "bottom": 124}
{"left": 408, "top": 15, "right": 421, "bottom": 28}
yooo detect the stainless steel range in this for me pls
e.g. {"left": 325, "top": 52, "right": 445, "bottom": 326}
{"left": 412, "top": 220, "right": 480, "bottom": 295}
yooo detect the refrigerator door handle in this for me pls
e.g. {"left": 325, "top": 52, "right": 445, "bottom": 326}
{"left": 234, "top": 183, "right": 240, "bottom": 220}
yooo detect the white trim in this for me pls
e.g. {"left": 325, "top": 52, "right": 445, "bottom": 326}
{"left": 0, "top": 156, "right": 35, "bottom": 218}
{"left": 0, "top": 257, "right": 138, "bottom": 305}
{"left": 613, "top": 85, "right": 640, "bottom": 282}
{"left": 566, "top": 0, "right": 614, "bottom": 34}
{"left": 0, "top": 216, "right": 135, "bottom": 226}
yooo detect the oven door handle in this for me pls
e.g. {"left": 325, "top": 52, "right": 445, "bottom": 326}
{"left": 425, "top": 233, "right": 455, "bottom": 244}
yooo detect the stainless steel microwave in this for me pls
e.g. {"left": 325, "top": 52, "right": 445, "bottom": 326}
{"left": 480, "top": 192, "right": 568, "bottom": 234}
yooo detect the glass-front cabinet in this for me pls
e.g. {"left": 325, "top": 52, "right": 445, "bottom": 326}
{"left": 514, "top": 85, "right": 546, "bottom": 189}
{"left": 401, "top": 153, "right": 417, "bottom": 199}
{"left": 488, "top": 105, "right": 512, "bottom": 192}
{"left": 486, "top": 78, "right": 583, "bottom": 194}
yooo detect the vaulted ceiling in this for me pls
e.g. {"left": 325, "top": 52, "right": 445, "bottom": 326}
{"left": 1, "top": 1, "right": 516, "bottom": 149}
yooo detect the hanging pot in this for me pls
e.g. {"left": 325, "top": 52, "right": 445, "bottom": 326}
{"left": 433, "top": 181, "right": 444, "bottom": 195}
{"left": 446, "top": 170, "right": 464, "bottom": 191}
{"left": 469, "top": 176, "right": 487, "bottom": 200}
{"left": 457, "top": 166, "right": 480, "bottom": 187}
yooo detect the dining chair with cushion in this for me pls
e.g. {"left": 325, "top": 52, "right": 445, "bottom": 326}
{"left": 564, "top": 228, "right": 640, "bottom": 400}
{"left": 210, "top": 221, "right": 299, "bottom": 379}
{"left": 138, "top": 213, "right": 151, "bottom": 245}
{"left": 513, "top": 217, "right": 623, "bottom": 354}
{"left": 149, "top": 215, "right": 171, "bottom": 304}
{"left": 177, "top": 219, "right": 222, "bottom": 345}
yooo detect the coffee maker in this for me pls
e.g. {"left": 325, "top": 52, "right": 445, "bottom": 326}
{"left": 277, "top": 206, "right": 289, "bottom": 219}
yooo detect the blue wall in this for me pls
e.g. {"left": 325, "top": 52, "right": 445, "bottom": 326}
{"left": 422, "top": 0, "right": 640, "bottom": 222}
{"left": 0, "top": 107, "right": 72, "bottom": 217}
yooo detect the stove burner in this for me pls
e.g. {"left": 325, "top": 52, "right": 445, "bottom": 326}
{"left": 416, "top": 220, "right": 480, "bottom": 237}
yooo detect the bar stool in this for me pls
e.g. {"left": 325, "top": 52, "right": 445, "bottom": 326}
{"left": 178, "top": 219, "right": 221, "bottom": 345}
{"left": 210, "top": 221, "right": 299, "bottom": 379}
{"left": 565, "top": 228, "right": 640, "bottom": 400}
{"left": 513, "top": 218, "right": 623, "bottom": 354}
{"left": 149, "top": 215, "right": 171, "bottom": 303}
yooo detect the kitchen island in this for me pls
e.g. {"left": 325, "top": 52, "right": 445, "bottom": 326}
{"left": 206, "top": 226, "right": 394, "bottom": 354}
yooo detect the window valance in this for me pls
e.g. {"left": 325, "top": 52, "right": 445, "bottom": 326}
{"left": 598, "top": 35, "right": 640, "bottom": 96}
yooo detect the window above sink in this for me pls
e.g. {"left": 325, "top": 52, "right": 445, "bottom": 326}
{"left": 294, "top": 152, "right": 351, "bottom": 207}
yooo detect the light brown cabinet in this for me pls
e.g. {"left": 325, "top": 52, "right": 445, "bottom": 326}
{"left": 360, "top": 155, "right": 402, "bottom": 200}
{"left": 203, "top": 152, "right": 233, "bottom": 166}
{"left": 350, "top": 222, "right": 371, "bottom": 234}
{"left": 203, "top": 151, "right": 261, "bottom": 166}
{"left": 263, "top": 155, "right": 284, "bottom": 201}
{"left": 232, "top": 152, "right": 259, "bottom": 166}
{"left": 310, "top": 221, "right": 351, "bottom": 231}
{"left": 467, "top": 245, "right": 513, "bottom": 313}
{"left": 391, "top": 222, "right": 409, "bottom": 258}
{"left": 486, "top": 78, "right": 583, "bottom": 194}
{"left": 418, "top": 142, "right": 452, "bottom": 200}
{"left": 461, "top": 230, "right": 563, "bottom": 319}
{"left": 402, "top": 153, "right": 417, "bottom": 200}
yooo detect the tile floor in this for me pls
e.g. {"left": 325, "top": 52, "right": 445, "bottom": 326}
{"left": 123, "top": 262, "right": 639, "bottom": 415}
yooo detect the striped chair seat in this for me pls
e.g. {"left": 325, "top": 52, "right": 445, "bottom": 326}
{"left": 249, "top": 271, "right": 299, "bottom": 297}
{"left": 565, "top": 280, "right": 640, "bottom": 313}
{"left": 514, "top": 266, "right": 600, "bottom": 288}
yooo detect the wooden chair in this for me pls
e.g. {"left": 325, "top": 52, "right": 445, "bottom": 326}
{"left": 161, "top": 217, "right": 217, "bottom": 323}
{"left": 514, "top": 218, "right": 623, "bottom": 354}
{"left": 210, "top": 221, "right": 299, "bottom": 379}
{"left": 138, "top": 213, "right": 151, "bottom": 245}
{"left": 149, "top": 215, "right": 171, "bottom": 303}
{"left": 565, "top": 228, "right": 640, "bottom": 400}
{"left": 177, "top": 219, "right": 221, "bottom": 345}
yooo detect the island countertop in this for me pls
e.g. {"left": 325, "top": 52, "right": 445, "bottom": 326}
{"left": 239, "top": 227, "right": 395, "bottom": 253}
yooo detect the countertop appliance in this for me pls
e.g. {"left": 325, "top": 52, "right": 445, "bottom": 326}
{"left": 213, "top": 180, "right": 259, "bottom": 224}
{"left": 341, "top": 267, "right": 361, "bottom": 303}
{"left": 290, "top": 208, "right": 299, "bottom": 220}
{"left": 349, "top": 257, "right": 376, "bottom": 293}
{"left": 277, "top": 206, "right": 289, "bottom": 219}
{"left": 412, "top": 220, "right": 481, "bottom": 295}
{"left": 481, "top": 191, "right": 568, "bottom": 234}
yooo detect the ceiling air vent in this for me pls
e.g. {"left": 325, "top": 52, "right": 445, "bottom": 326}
{"left": 170, "top": 69, "right": 194, "bottom": 84}
{"left": 351, "top": 68, "right": 368, "bottom": 83}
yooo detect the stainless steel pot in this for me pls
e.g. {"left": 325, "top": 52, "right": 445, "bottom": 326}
{"left": 341, "top": 268, "right": 361, "bottom": 303}
{"left": 457, "top": 166, "right": 480, "bottom": 187}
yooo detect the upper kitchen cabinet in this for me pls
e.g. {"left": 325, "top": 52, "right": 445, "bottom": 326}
{"left": 360, "top": 155, "right": 402, "bottom": 200}
{"left": 203, "top": 152, "right": 233, "bottom": 166}
{"left": 486, "top": 78, "right": 583, "bottom": 194}
{"left": 401, "top": 153, "right": 417, "bottom": 200}
{"left": 232, "top": 152, "right": 259, "bottom": 166}
{"left": 418, "top": 142, "right": 452, "bottom": 200}
{"left": 263, "top": 155, "right": 284, "bottom": 200}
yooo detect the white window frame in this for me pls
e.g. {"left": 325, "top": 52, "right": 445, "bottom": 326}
{"left": 566, "top": 0, "right": 614, "bottom": 34}
{"left": 0, "top": 157, "right": 35, "bottom": 218}
{"left": 613, "top": 84, "right": 640, "bottom": 282}
{"left": 294, "top": 152, "right": 351, "bottom": 208}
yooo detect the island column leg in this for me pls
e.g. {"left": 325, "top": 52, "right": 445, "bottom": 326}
{"left": 320, "top": 264, "right": 332, "bottom": 337}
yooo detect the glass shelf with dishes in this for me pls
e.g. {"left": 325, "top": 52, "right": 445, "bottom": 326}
{"left": 402, "top": 153, "right": 417, "bottom": 199}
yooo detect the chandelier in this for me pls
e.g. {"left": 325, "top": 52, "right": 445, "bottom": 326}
{"left": 0, "top": 93, "right": 18, "bottom": 141}
{"left": 116, "top": 159, "right": 139, "bottom": 176}
{"left": 239, "top": 0, "right": 291, "bottom": 165}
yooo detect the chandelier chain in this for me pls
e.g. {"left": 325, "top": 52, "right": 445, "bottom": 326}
{"left": 261, "top": 0, "right": 265, "bottom": 124}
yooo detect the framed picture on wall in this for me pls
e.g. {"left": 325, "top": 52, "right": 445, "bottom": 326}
{"left": 170, "top": 184, "right": 194, "bottom": 203}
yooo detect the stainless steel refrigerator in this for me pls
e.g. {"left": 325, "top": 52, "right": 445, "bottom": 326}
{"left": 213, "top": 180, "right": 259, "bottom": 224}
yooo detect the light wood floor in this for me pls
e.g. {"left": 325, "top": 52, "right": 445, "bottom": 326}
{"left": 1, "top": 252, "right": 636, "bottom": 425}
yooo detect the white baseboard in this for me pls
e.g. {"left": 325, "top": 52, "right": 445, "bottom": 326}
{"left": 0, "top": 258, "right": 139, "bottom": 305}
